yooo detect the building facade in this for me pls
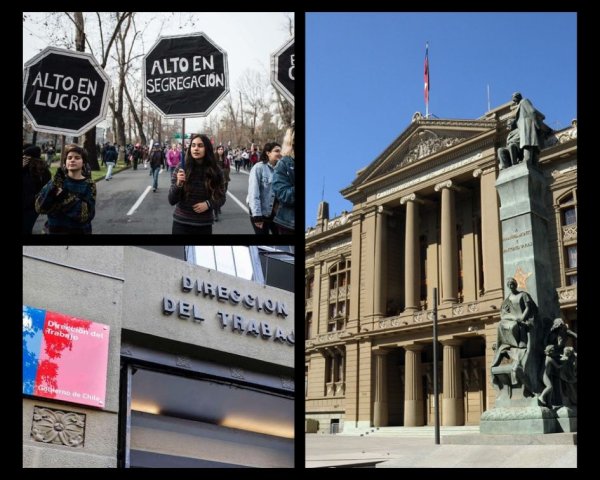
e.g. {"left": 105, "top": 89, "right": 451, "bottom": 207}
{"left": 23, "top": 246, "right": 295, "bottom": 467}
{"left": 305, "top": 103, "right": 577, "bottom": 433}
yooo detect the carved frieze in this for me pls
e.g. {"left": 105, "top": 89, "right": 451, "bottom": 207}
{"left": 31, "top": 406, "right": 85, "bottom": 448}
{"left": 400, "top": 135, "right": 466, "bottom": 168}
{"left": 468, "top": 303, "right": 479, "bottom": 313}
{"left": 558, "top": 286, "right": 577, "bottom": 303}
{"left": 327, "top": 212, "right": 352, "bottom": 230}
{"left": 562, "top": 224, "right": 577, "bottom": 242}
{"left": 544, "top": 125, "right": 577, "bottom": 148}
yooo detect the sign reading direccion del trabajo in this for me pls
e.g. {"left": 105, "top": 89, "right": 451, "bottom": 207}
{"left": 22, "top": 305, "right": 110, "bottom": 408}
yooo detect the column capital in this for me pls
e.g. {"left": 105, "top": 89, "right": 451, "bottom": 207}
{"left": 435, "top": 179, "right": 469, "bottom": 193}
{"left": 401, "top": 193, "right": 433, "bottom": 206}
{"left": 440, "top": 338, "right": 464, "bottom": 347}
{"left": 372, "top": 347, "right": 391, "bottom": 355}
{"left": 434, "top": 179, "right": 454, "bottom": 192}
{"left": 400, "top": 193, "right": 418, "bottom": 205}
{"left": 403, "top": 343, "right": 425, "bottom": 352}
{"left": 473, "top": 166, "right": 497, "bottom": 178}
{"left": 376, "top": 205, "right": 394, "bottom": 216}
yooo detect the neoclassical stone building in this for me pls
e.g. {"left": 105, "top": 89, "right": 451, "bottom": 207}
{"left": 305, "top": 102, "right": 577, "bottom": 433}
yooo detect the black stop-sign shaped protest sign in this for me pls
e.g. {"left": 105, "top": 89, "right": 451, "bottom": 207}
{"left": 271, "top": 38, "right": 294, "bottom": 106}
{"left": 144, "top": 33, "right": 229, "bottom": 118}
{"left": 23, "top": 47, "right": 111, "bottom": 137}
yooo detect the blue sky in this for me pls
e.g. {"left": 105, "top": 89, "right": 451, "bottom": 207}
{"left": 306, "top": 12, "right": 577, "bottom": 227}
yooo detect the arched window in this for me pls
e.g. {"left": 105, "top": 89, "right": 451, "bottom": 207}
{"left": 327, "top": 258, "right": 351, "bottom": 332}
{"left": 557, "top": 190, "right": 577, "bottom": 286}
{"left": 305, "top": 312, "right": 313, "bottom": 340}
{"left": 305, "top": 269, "right": 315, "bottom": 299}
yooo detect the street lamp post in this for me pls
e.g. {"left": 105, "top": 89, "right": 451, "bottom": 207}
{"left": 432, "top": 287, "right": 440, "bottom": 445}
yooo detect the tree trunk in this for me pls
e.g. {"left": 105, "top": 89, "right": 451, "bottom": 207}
{"left": 276, "top": 91, "right": 294, "bottom": 129}
{"left": 73, "top": 12, "right": 99, "bottom": 169}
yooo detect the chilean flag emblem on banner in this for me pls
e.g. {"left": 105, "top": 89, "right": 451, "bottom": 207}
{"left": 22, "top": 305, "right": 110, "bottom": 408}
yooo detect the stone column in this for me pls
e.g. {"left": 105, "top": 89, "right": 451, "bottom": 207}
{"left": 342, "top": 341, "right": 359, "bottom": 428}
{"left": 401, "top": 194, "right": 420, "bottom": 312}
{"left": 348, "top": 217, "right": 362, "bottom": 333}
{"left": 403, "top": 344, "right": 424, "bottom": 426}
{"left": 435, "top": 180, "right": 458, "bottom": 304}
{"left": 441, "top": 339, "right": 464, "bottom": 426}
{"left": 474, "top": 167, "right": 503, "bottom": 296}
{"left": 313, "top": 261, "right": 324, "bottom": 334}
{"left": 373, "top": 207, "right": 386, "bottom": 321}
{"left": 373, "top": 350, "right": 389, "bottom": 427}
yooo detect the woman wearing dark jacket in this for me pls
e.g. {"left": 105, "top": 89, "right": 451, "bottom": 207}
{"left": 168, "top": 134, "right": 226, "bottom": 234}
{"left": 35, "top": 144, "right": 96, "bottom": 234}
{"left": 272, "top": 126, "right": 295, "bottom": 234}
{"left": 23, "top": 145, "right": 51, "bottom": 234}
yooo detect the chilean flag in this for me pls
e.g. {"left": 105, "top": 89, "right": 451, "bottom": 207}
{"left": 424, "top": 42, "right": 430, "bottom": 107}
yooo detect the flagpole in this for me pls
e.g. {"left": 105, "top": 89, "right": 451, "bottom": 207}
{"left": 424, "top": 42, "right": 430, "bottom": 118}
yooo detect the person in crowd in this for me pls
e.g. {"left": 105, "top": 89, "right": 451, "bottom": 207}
{"left": 247, "top": 142, "right": 282, "bottom": 234}
{"left": 167, "top": 143, "right": 180, "bottom": 176}
{"left": 35, "top": 144, "right": 96, "bottom": 234}
{"left": 214, "top": 145, "right": 231, "bottom": 221}
{"left": 249, "top": 144, "right": 259, "bottom": 169}
{"left": 23, "top": 145, "right": 51, "bottom": 234}
{"left": 241, "top": 148, "right": 250, "bottom": 171}
{"left": 45, "top": 143, "right": 55, "bottom": 168}
{"left": 131, "top": 143, "right": 142, "bottom": 170}
{"left": 168, "top": 134, "right": 225, "bottom": 234}
{"left": 103, "top": 142, "right": 118, "bottom": 180}
{"left": 272, "top": 126, "right": 295, "bottom": 234}
{"left": 149, "top": 142, "right": 164, "bottom": 192}
{"left": 227, "top": 149, "right": 234, "bottom": 172}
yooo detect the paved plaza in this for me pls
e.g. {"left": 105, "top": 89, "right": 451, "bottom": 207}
{"left": 306, "top": 430, "right": 577, "bottom": 468}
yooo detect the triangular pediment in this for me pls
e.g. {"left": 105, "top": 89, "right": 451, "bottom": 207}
{"left": 348, "top": 117, "right": 497, "bottom": 188}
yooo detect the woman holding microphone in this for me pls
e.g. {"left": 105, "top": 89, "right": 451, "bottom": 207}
{"left": 168, "top": 134, "right": 225, "bottom": 234}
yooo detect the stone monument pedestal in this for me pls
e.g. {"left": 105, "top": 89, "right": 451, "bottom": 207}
{"left": 480, "top": 160, "right": 576, "bottom": 435}
{"left": 480, "top": 403, "right": 576, "bottom": 435}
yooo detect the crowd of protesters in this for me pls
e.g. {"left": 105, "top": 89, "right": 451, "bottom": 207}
{"left": 24, "top": 126, "right": 295, "bottom": 236}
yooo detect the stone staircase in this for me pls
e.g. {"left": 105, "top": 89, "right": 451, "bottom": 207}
{"left": 340, "top": 425, "right": 480, "bottom": 437}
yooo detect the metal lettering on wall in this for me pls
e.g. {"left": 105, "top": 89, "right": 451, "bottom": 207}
{"left": 161, "top": 276, "right": 294, "bottom": 346}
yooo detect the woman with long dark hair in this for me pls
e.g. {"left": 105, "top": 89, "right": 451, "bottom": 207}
{"left": 214, "top": 144, "right": 231, "bottom": 221}
{"left": 168, "top": 134, "right": 225, "bottom": 234}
